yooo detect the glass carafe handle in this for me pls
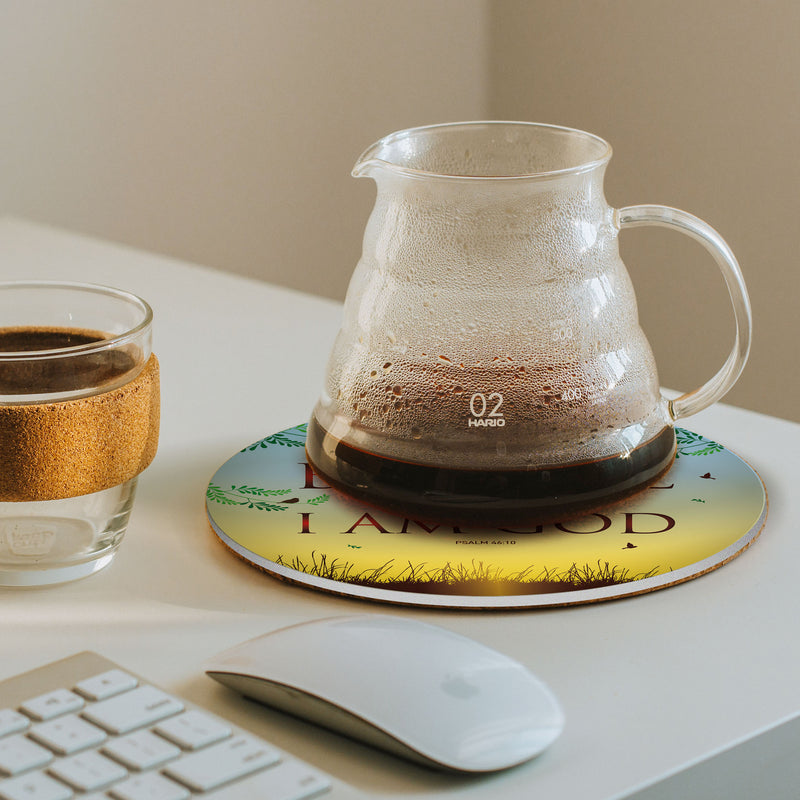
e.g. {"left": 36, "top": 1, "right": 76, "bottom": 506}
{"left": 617, "top": 205, "right": 752, "bottom": 421}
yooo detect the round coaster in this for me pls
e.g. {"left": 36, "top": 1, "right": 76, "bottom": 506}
{"left": 206, "top": 425, "right": 767, "bottom": 609}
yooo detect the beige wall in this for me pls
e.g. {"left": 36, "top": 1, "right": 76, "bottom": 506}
{"left": 0, "top": 0, "right": 488, "bottom": 299}
{"left": 0, "top": 1, "right": 795, "bottom": 421}
{"left": 490, "top": 0, "right": 798, "bottom": 421}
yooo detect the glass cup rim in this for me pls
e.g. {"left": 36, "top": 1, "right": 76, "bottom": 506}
{"left": 0, "top": 280, "right": 153, "bottom": 361}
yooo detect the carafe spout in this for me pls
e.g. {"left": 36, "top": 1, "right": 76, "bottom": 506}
{"left": 351, "top": 157, "right": 386, "bottom": 179}
{"left": 352, "top": 136, "right": 395, "bottom": 178}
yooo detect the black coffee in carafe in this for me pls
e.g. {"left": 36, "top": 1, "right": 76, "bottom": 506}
{"left": 306, "top": 416, "right": 675, "bottom": 526}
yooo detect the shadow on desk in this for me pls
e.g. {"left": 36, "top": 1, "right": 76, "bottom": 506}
{"left": 110, "top": 442, "right": 337, "bottom": 612}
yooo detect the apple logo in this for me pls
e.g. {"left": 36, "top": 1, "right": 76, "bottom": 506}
{"left": 441, "top": 673, "right": 480, "bottom": 699}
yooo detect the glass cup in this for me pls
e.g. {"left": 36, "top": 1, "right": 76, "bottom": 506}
{"left": 0, "top": 281, "right": 159, "bottom": 585}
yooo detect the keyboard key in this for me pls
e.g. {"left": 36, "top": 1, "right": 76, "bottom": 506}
{"left": 20, "top": 692, "right": 84, "bottom": 723}
{"left": 74, "top": 671, "right": 137, "bottom": 702}
{"left": 102, "top": 730, "right": 180, "bottom": 771}
{"left": 153, "top": 711, "right": 231, "bottom": 750}
{"left": 206, "top": 759, "right": 333, "bottom": 800}
{"left": 0, "top": 771, "right": 73, "bottom": 800}
{"left": 108, "top": 772, "right": 189, "bottom": 800}
{"left": 163, "top": 734, "right": 279, "bottom": 791}
{"left": 0, "top": 736, "right": 53, "bottom": 776}
{"left": 0, "top": 712, "right": 29, "bottom": 739}
{"left": 82, "top": 688, "right": 183, "bottom": 735}
{"left": 47, "top": 751, "right": 127, "bottom": 792}
{"left": 29, "top": 716, "right": 107, "bottom": 755}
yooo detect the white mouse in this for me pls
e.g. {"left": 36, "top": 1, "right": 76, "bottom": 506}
{"left": 205, "top": 614, "right": 564, "bottom": 773}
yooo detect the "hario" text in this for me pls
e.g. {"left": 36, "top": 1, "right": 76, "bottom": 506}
{"left": 468, "top": 417, "right": 506, "bottom": 427}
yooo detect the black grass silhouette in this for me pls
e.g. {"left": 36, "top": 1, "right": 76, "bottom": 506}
{"left": 273, "top": 552, "right": 660, "bottom": 596}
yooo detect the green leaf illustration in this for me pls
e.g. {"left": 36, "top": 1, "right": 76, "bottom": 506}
{"left": 241, "top": 424, "right": 308, "bottom": 452}
{"left": 206, "top": 484, "right": 241, "bottom": 505}
{"left": 675, "top": 429, "right": 724, "bottom": 458}
{"left": 241, "top": 432, "right": 305, "bottom": 451}
{"left": 265, "top": 432, "right": 306, "bottom": 447}
{"left": 207, "top": 483, "right": 292, "bottom": 510}
{"left": 232, "top": 485, "right": 293, "bottom": 497}
{"left": 306, "top": 494, "right": 330, "bottom": 506}
{"left": 246, "top": 501, "right": 288, "bottom": 512}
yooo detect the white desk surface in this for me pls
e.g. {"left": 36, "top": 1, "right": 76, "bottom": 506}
{"left": 1, "top": 216, "right": 798, "bottom": 799}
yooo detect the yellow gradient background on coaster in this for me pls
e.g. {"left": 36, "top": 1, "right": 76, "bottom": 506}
{"left": 206, "top": 425, "right": 765, "bottom": 593}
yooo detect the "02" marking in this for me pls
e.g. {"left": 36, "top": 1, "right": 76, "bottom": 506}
{"left": 470, "top": 392, "right": 504, "bottom": 417}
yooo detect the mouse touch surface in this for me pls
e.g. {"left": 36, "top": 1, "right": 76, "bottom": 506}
{"left": 205, "top": 425, "right": 767, "bottom": 609}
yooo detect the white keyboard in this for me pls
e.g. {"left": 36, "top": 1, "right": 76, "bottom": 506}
{"left": 0, "top": 652, "right": 365, "bottom": 800}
